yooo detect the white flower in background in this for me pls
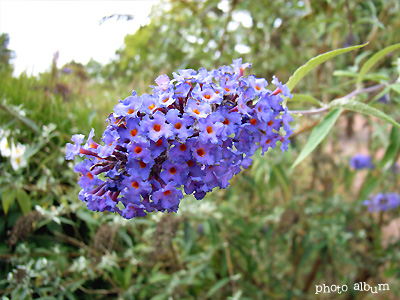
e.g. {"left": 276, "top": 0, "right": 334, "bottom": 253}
{"left": 0, "top": 136, "right": 11, "bottom": 157}
{"left": 42, "top": 123, "right": 56, "bottom": 138}
{"left": 10, "top": 142, "right": 28, "bottom": 170}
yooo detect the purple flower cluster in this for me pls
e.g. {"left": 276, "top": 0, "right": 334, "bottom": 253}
{"left": 66, "top": 59, "right": 293, "bottom": 218}
{"left": 350, "top": 154, "right": 374, "bottom": 170}
{"left": 363, "top": 193, "right": 400, "bottom": 212}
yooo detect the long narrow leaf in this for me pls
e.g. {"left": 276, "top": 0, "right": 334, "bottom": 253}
{"left": 291, "top": 109, "right": 342, "bottom": 169}
{"left": 2, "top": 189, "right": 16, "bottom": 215}
{"left": 286, "top": 43, "right": 368, "bottom": 91}
{"left": 290, "top": 93, "right": 322, "bottom": 106}
{"left": 16, "top": 189, "right": 31, "bottom": 214}
{"left": 357, "top": 43, "right": 400, "bottom": 85}
{"left": 206, "top": 278, "right": 231, "bottom": 298}
{"left": 390, "top": 83, "right": 400, "bottom": 95}
{"left": 380, "top": 127, "right": 400, "bottom": 168}
{"left": 272, "top": 165, "right": 290, "bottom": 201}
{"left": 329, "top": 98, "right": 400, "bottom": 129}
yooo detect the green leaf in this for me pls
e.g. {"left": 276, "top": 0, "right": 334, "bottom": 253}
{"left": 123, "top": 264, "right": 132, "bottom": 290}
{"left": 19, "top": 115, "right": 41, "bottom": 134}
{"left": 333, "top": 70, "right": 390, "bottom": 82}
{"left": 333, "top": 70, "right": 358, "bottom": 77}
{"left": 272, "top": 165, "right": 290, "bottom": 201}
{"left": 355, "top": 50, "right": 372, "bottom": 66}
{"left": 228, "top": 290, "right": 243, "bottom": 300}
{"left": 0, "top": 103, "right": 41, "bottom": 134}
{"left": 76, "top": 210, "right": 97, "bottom": 224}
{"left": 357, "top": 43, "right": 400, "bottom": 86}
{"left": 184, "top": 221, "right": 194, "bottom": 255}
{"left": 380, "top": 126, "right": 400, "bottom": 168}
{"left": 291, "top": 109, "right": 342, "bottom": 169}
{"left": 329, "top": 98, "right": 400, "bottom": 129}
{"left": 2, "top": 188, "right": 16, "bottom": 215}
{"left": 359, "top": 173, "right": 379, "bottom": 201}
{"left": 364, "top": 73, "right": 391, "bottom": 82}
{"left": 290, "top": 93, "right": 322, "bottom": 106}
{"left": 286, "top": 43, "right": 368, "bottom": 91}
{"left": 390, "top": 83, "right": 400, "bottom": 95}
{"left": 150, "top": 293, "right": 169, "bottom": 300}
{"left": 149, "top": 273, "right": 171, "bottom": 284}
{"left": 205, "top": 277, "right": 231, "bottom": 298}
{"left": 344, "top": 167, "right": 355, "bottom": 191}
{"left": 16, "top": 189, "right": 31, "bottom": 214}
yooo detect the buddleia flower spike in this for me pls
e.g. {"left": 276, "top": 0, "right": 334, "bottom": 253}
{"left": 66, "top": 59, "right": 294, "bottom": 218}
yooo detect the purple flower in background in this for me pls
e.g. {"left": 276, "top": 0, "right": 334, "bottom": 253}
{"left": 390, "top": 163, "right": 400, "bottom": 174}
{"left": 61, "top": 67, "right": 73, "bottom": 74}
{"left": 363, "top": 193, "right": 400, "bottom": 212}
{"left": 350, "top": 154, "right": 374, "bottom": 170}
{"left": 377, "top": 94, "right": 390, "bottom": 104}
{"left": 66, "top": 59, "right": 294, "bottom": 218}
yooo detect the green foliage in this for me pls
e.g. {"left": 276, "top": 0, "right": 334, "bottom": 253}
{"left": 286, "top": 43, "right": 368, "bottom": 91}
{"left": 329, "top": 98, "right": 400, "bottom": 128}
{"left": 0, "top": 33, "right": 14, "bottom": 75}
{"left": 2, "top": 188, "right": 15, "bottom": 215}
{"left": 289, "top": 93, "right": 322, "bottom": 106}
{"left": 357, "top": 43, "right": 400, "bottom": 86}
{"left": 380, "top": 126, "right": 400, "bottom": 168}
{"left": 292, "top": 109, "right": 342, "bottom": 169}
{"left": 15, "top": 189, "right": 31, "bottom": 215}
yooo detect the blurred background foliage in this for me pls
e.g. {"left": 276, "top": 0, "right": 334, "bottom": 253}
{"left": 1, "top": 0, "right": 400, "bottom": 299}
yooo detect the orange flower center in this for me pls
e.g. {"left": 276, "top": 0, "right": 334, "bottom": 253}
{"left": 206, "top": 126, "right": 213, "bottom": 134}
{"left": 132, "top": 181, "right": 139, "bottom": 189}
{"left": 130, "top": 129, "right": 138, "bottom": 137}
{"left": 139, "top": 161, "right": 147, "bottom": 168}
{"left": 204, "top": 94, "right": 211, "bottom": 100}
{"left": 87, "top": 172, "right": 93, "bottom": 180}
{"left": 135, "top": 146, "right": 142, "bottom": 154}
{"left": 255, "top": 86, "right": 261, "bottom": 91}
{"left": 169, "top": 167, "right": 177, "bottom": 174}
{"left": 193, "top": 109, "right": 200, "bottom": 115}
{"left": 250, "top": 118, "right": 257, "bottom": 125}
{"left": 223, "top": 118, "right": 230, "bottom": 125}
{"left": 179, "top": 144, "right": 187, "bottom": 151}
{"left": 187, "top": 160, "right": 194, "bottom": 167}
{"left": 268, "top": 121, "right": 273, "bottom": 126}
{"left": 153, "top": 124, "right": 161, "bottom": 132}
{"left": 197, "top": 148, "right": 206, "bottom": 157}
{"left": 163, "top": 190, "right": 172, "bottom": 196}
{"left": 225, "top": 87, "right": 230, "bottom": 92}
{"left": 156, "top": 139, "right": 163, "bottom": 147}
{"left": 175, "top": 122, "right": 182, "bottom": 129}
{"left": 128, "top": 109, "right": 135, "bottom": 114}
{"left": 163, "top": 97, "right": 169, "bottom": 103}
{"left": 266, "top": 139, "right": 271, "bottom": 144}
{"left": 149, "top": 104, "right": 155, "bottom": 110}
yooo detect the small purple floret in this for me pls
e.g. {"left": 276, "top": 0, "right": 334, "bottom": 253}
{"left": 350, "top": 154, "right": 374, "bottom": 170}
{"left": 363, "top": 193, "right": 400, "bottom": 212}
